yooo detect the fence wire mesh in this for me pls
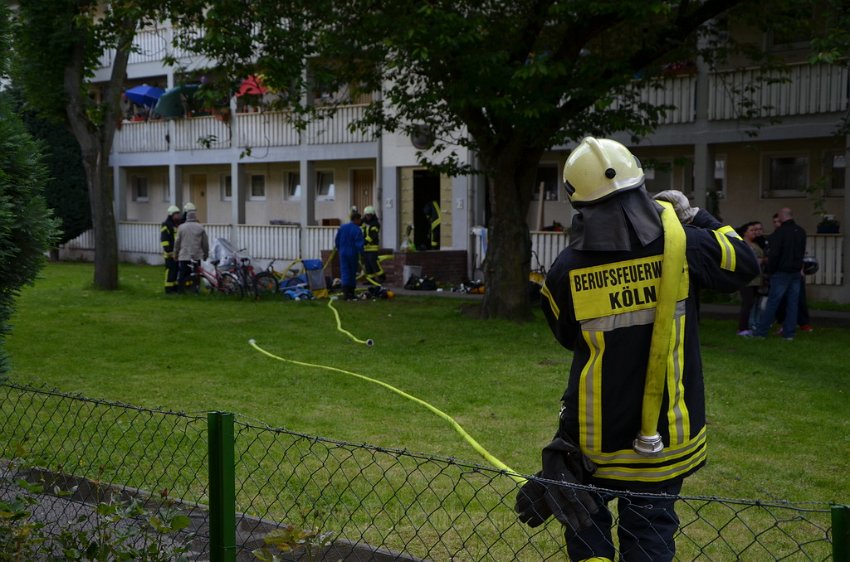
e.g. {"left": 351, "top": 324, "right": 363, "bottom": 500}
{"left": 0, "top": 381, "right": 837, "bottom": 561}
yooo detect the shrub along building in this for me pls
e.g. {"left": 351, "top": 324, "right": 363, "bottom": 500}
{"left": 65, "top": 19, "right": 848, "bottom": 301}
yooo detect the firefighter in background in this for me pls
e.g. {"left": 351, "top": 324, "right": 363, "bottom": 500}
{"left": 423, "top": 201, "right": 441, "bottom": 249}
{"left": 160, "top": 205, "right": 182, "bottom": 294}
{"left": 361, "top": 206, "right": 384, "bottom": 284}
{"left": 515, "top": 137, "right": 758, "bottom": 561}
{"left": 181, "top": 201, "right": 196, "bottom": 224}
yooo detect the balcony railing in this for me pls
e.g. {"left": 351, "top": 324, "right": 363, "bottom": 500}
{"left": 114, "top": 105, "right": 374, "bottom": 154}
{"left": 709, "top": 62, "right": 849, "bottom": 120}
{"left": 60, "top": 223, "right": 845, "bottom": 288}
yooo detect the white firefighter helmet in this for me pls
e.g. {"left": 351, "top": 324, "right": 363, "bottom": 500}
{"left": 364, "top": 206, "right": 376, "bottom": 216}
{"left": 167, "top": 205, "right": 180, "bottom": 214}
{"left": 563, "top": 137, "right": 644, "bottom": 205}
{"left": 183, "top": 201, "right": 196, "bottom": 212}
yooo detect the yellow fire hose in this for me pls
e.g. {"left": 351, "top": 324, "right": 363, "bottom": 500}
{"left": 634, "top": 201, "right": 686, "bottom": 455}
{"left": 248, "top": 339, "right": 525, "bottom": 483}
{"left": 327, "top": 297, "right": 374, "bottom": 346}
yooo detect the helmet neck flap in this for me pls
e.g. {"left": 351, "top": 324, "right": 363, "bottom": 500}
{"left": 569, "top": 188, "right": 664, "bottom": 252}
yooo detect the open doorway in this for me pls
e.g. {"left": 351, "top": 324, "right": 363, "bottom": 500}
{"left": 413, "top": 169, "right": 440, "bottom": 250}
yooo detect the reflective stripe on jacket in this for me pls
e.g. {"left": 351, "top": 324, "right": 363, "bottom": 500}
{"left": 362, "top": 218, "right": 381, "bottom": 252}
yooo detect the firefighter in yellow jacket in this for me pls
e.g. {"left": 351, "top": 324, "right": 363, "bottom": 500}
{"left": 515, "top": 138, "right": 758, "bottom": 561}
{"left": 160, "top": 205, "right": 181, "bottom": 293}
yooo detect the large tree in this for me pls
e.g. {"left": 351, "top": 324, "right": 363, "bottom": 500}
{"left": 12, "top": 1, "right": 153, "bottom": 290}
{"left": 172, "top": 0, "right": 758, "bottom": 320}
{"left": 175, "top": 0, "right": 844, "bottom": 319}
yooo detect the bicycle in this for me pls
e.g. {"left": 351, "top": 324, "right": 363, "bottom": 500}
{"left": 224, "top": 253, "right": 278, "bottom": 299}
{"left": 191, "top": 259, "right": 244, "bottom": 298}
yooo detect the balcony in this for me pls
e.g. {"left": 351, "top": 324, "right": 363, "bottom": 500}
{"left": 709, "top": 62, "right": 849, "bottom": 120}
{"left": 114, "top": 105, "right": 375, "bottom": 154}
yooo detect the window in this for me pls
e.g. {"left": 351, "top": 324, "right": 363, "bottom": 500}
{"left": 132, "top": 177, "right": 149, "bottom": 202}
{"left": 220, "top": 175, "right": 232, "bottom": 201}
{"left": 286, "top": 171, "right": 301, "bottom": 200}
{"left": 532, "top": 165, "right": 559, "bottom": 201}
{"left": 824, "top": 152, "right": 845, "bottom": 194}
{"left": 249, "top": 174, "right": 266, "bottom": 200}
{"left": 713, "top": 156, "right": 726, "bottom": 196}
{"left": 317, "top": 171, "right": 334, "bottom": 199}
{"left": 643, "top": 160, "right": 673, "bottom": 194}
{"left": 763, "top": 155, "right": 808, "bottom": 197}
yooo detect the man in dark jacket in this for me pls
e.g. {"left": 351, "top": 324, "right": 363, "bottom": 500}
{"left": 160, "top": 205, "right": 182, "bottom": 293}
{"left": 754, "top": 207, "right": 807, "bottom": 339}
{"left": 515, "top": 137, "right": 758, "bottom": 562}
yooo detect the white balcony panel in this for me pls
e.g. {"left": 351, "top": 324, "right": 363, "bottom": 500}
{"left": 808, "top": 234, "right": 844, "bottom": 286}
{"left": 115, "top": 121, "right": 169, "bottom": 153}
{"left": 306, "top": 105, "right": 376, "bottom": 145}
{"left": 303, "top": 226, "right": 338, "bottom": 258}
{"left": 174, "top": 117, "right": 231, "bottom": 150}
{"left": 709, "top": 63, "right": 849, "bottom": 120}
{"left": 118, "top": 222, "right": 160, "bottom": 254}
{"left": 532, "top": 231, "right": 571, "bottom": 271}
{"left": 237, "top": 225, "right": 301, "bottom": 261}
{"left": 237, "top": 111, "right": 299, "bottom": 148}
{"left": 641, "top": 75, "right": 697, "bottom": 125}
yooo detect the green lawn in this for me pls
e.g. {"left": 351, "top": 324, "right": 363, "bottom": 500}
{"left": 6, "top": 261, "right": 848, "bottom": 509}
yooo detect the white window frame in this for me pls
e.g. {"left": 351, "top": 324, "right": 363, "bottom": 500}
{"left": 761, "top": 152, "right": 809, "bottom": 199}
{"left": 531, "top": 164, "right": 560, "bottom": 202}
{"left": 823, "top": 151, "right": 845, "bottom": 195}
{"left": 220, "top": 175, "right": 232, "bottom": 201}
{"left": 713, "top": 155, "right": 727, "bottom": 199}
{"left": 132, "top": 176, "right": 149, "bottom": 202}
{"left": 249, "top": 174, "right": 266, "bottom": 201}
{"left": 316, "top": 170, "right": 335, "bottom": 200}
{"left": 286, "top": 171, "right": 301, "bottom": 201}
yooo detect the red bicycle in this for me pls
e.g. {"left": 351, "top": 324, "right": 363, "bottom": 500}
{"left": 191, "top": 259, "right": 244, "bottom": 298}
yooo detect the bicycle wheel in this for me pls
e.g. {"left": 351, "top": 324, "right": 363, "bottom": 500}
{"left": 253, "top": 271, "right": 279, "bottom": 299}
{"left": 198, "top": 275, "right": 214, "bottom": 296}
{"left": 219, "top": 272, "right": 244, "bottom": 298}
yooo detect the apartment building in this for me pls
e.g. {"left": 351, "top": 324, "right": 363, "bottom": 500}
{"left": 83, "top": 21, "right": 848, "bottom": 301}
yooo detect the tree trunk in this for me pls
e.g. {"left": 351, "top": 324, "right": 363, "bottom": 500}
{"left": 480, "top": 146, "right": 543, "bottom": 321}
{"left": 63, "top": 27, "right": 133, "bottom": 290}
{"left": 82, "top": 149, "right": 119, "bottom": 290}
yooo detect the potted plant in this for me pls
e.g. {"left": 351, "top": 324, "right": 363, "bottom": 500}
{"left": 817, "top": 214, "right": 840, "bottom": 233}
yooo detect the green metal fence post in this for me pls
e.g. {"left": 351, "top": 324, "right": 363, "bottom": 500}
{"left": 208, "top": 411, "right": 236, "bottom": 562}
{"left": 835, "top": 504, "right": 850, "bottom": 562}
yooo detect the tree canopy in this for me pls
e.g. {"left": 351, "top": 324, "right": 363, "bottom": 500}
{"left": 12, "top": 0, "right": 157, "bottom": 290}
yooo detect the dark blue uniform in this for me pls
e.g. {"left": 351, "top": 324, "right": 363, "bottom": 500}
{"left": 540, "top": 208, "right": 758, "bottom": 561}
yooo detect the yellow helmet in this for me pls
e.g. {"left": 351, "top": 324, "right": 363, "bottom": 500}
{"left": 563, "top": 137, "right": 644, "bottom": 205}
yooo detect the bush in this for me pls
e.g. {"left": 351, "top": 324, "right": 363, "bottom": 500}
{"left": 0, "top": 93, "right": 58, "bottom": 374}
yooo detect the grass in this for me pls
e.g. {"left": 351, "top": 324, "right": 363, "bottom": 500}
{"left": 3, "top": 262, "right": 848, "bottom": 559}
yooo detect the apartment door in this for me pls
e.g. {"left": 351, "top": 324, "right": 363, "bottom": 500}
{"left": 351, "top": 169, "right": 374, "bottom": 214}
{"left": 413, "top": 169, "right": 440, "bottom": 250}
{"left": 189, "top": 174, "right": 207, "bottom": 223}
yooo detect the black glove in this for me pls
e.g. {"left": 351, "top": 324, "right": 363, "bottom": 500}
{"left": 515, "top": 472, "right": 552, "bottom": 527}
{"left": 539, "top": 437, "right": 599, "bottom": 530}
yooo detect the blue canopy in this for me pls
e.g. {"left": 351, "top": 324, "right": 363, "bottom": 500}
{"left": 124, "top": 84, "right": 165, "bottom": 107}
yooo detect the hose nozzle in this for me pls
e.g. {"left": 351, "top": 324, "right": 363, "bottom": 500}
{"left": 633, "top": 433, "right": 664, "bottom": 456}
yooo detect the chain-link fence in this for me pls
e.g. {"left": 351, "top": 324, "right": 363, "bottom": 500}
{"left": 0, "top": 381, "right": 845, "bottom": 561}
